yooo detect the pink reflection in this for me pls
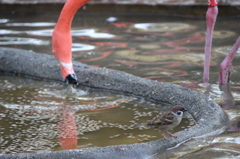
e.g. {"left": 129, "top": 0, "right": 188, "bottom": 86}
{"left": 111, "top": 22, "right": 134, "bottom": 28}
{"left": 58, "top": 106, "right": 78, "bottom": 150}
{"left": 162, "top": 32, "right": 205, "bottom": 50}
{"left": 116, "top": 60, "right": 187, "bottom": 79}
{"left": 219, "top": 84, "right": 235, "bottom": 110}
{"left": 80, "top": 51, "right": 113, "bottom": 62}
{"left": 115, "top": 60, "right": 185, "bottom": 68}
{"left": 218, "top": 84, "right": 239, "bottom": 133}
{"left": 57, "top": 103, "right": 121, "bottom": 150}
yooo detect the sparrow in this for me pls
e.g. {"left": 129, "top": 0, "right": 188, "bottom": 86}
{"left": 133, "top": 105, "right": 187, "bottom": 140}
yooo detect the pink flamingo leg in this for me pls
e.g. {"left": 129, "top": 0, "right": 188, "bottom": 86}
{"left": 218, "top": 37, "right": 240, "bottom": 85}
{"left": 52, "top": 0, "right": 90, "bottom": 84}
{"left": 203, "top": 1, "right": 218, "bottom": 83}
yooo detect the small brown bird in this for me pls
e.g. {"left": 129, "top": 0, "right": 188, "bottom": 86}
{"left": 133, "top": 105, "right": 187, "bottom": 140}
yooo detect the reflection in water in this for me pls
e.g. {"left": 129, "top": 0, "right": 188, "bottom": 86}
{"left": 72, "top": 43, "right": 95, "bottom": 51}
{"left": 58, "top": 106, "right": 78, "bottom": 150}
{"left": 0, "top": 37, "right": 49, "bottom": 45}
{"left": 220, "top": 85, "right": 240, "bottom": 133}
{"left": 157, "top": 132, "right": 240, "bottom": 159}
{"left": 133, "top": 23, "right": 191, "bottom": 32}
{"left": 106, "top": 17, "right": 117, "bottom": 22}
{"left": 0, "top": 35, "right": 95, "bottom": 51}
{"left": 0, "top": 18, "right": 9, "bottom": 23}
{"left": 212, "top": 30, "right": 236, "bottom": 39}
{"left": 220, "top": 84, "right": 235, "bottom": 110}
{"left": 0, "top": 29, "right": 21, "bottom": 35}
{"left": 5, "top": 22, "right": 56, "bottom": 27}
{"left": 0, "top": 28, "right": 115, "bottom": 38}
{"left": 71, "top": 29, "right": 115, "bottom": 39}
{"left": 215, "top": 46, "right": 240, "bottom": 56}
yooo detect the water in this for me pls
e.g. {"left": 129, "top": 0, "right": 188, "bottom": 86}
{"left": 0, "top": 9, "right": 240, "bottom": 158}
{"left": 0, "top": 75, "right": 194, "bottom": 153}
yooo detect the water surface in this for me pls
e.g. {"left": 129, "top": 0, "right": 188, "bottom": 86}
{"left": 0, "top": 10, "right": 240, "bottom": 158}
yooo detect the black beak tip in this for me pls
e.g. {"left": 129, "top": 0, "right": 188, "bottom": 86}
{"left": 65, "top": 74, "right": 78, "bottom": 85}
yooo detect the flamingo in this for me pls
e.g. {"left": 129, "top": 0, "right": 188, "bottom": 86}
{"left": 52, "top": 0, "right": 239, "bottom": 85}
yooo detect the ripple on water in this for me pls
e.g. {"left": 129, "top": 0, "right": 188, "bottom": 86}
{"left": 0, "top": 37, "right": 49, "bottom": 45}
{"left": 0, "top": 19, "right": 9, "bottom": 23}
{"left": 71, "top": 29, "right": 115, "bottom": 39}
{"left": 133, "top": 23, "right": 191, "bottom": 32}
{"left": 5, "top": 22, "right": 56, "bottom": 27}
{"left": 0, "top": 28, "right": 115, "bottom": 40}
{"left": 72, "top": 43, "right": 96, "bottom": 52}
{"left": 214, "top": 46, "right": 240, "bottom": 56}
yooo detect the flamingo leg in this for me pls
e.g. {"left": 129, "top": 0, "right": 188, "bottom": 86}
{"left": 203, "top": 2, "right": 218, "bottom": 83}
{"left": 218, "top": 37, "right": 240, "bottom": 85}
{"left": 52, "top": 0, "right": 90, "bottom": 84}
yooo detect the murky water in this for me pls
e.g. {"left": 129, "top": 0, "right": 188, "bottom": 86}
{"left": 0, "top": 9, "right": 240, "bottom": 158}
{"left": 0, "top": 74, "right": 194, "bottom": 153}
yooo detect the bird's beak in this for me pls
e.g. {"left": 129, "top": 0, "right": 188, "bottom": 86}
{"left": 183, "top": 108, "right": 187, "bottom": 112}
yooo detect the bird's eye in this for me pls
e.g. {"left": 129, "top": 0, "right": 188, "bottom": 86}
{"left": 177, "top": 111, "right": 182, "bottom": 115}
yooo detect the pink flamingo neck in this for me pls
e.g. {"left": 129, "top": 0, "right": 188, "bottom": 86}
{"left": 52, "top": 0, "right": 90, "bottom": 82}
{"left": 218, "top": 37, "right": 240, "bottom": 84}
{"left": 55, "top": 0, "right": 89, "bottom": 32}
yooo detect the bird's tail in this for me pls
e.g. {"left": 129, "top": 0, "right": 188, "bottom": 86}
{"left": 132, "top": 123, "right": 146, "bottom": 128}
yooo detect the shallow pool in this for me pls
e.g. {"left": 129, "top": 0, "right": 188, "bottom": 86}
{"left": 0, "top": 7, "right": 240, "bottom": 158}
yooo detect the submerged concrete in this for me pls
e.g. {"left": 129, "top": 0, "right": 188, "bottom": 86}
{"left": 0, "top": 47, "right": 229, "bottom": 159}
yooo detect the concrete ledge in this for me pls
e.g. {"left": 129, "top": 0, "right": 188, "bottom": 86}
{"left": 0, "top": 47, "right": 229, "bottom": 159}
